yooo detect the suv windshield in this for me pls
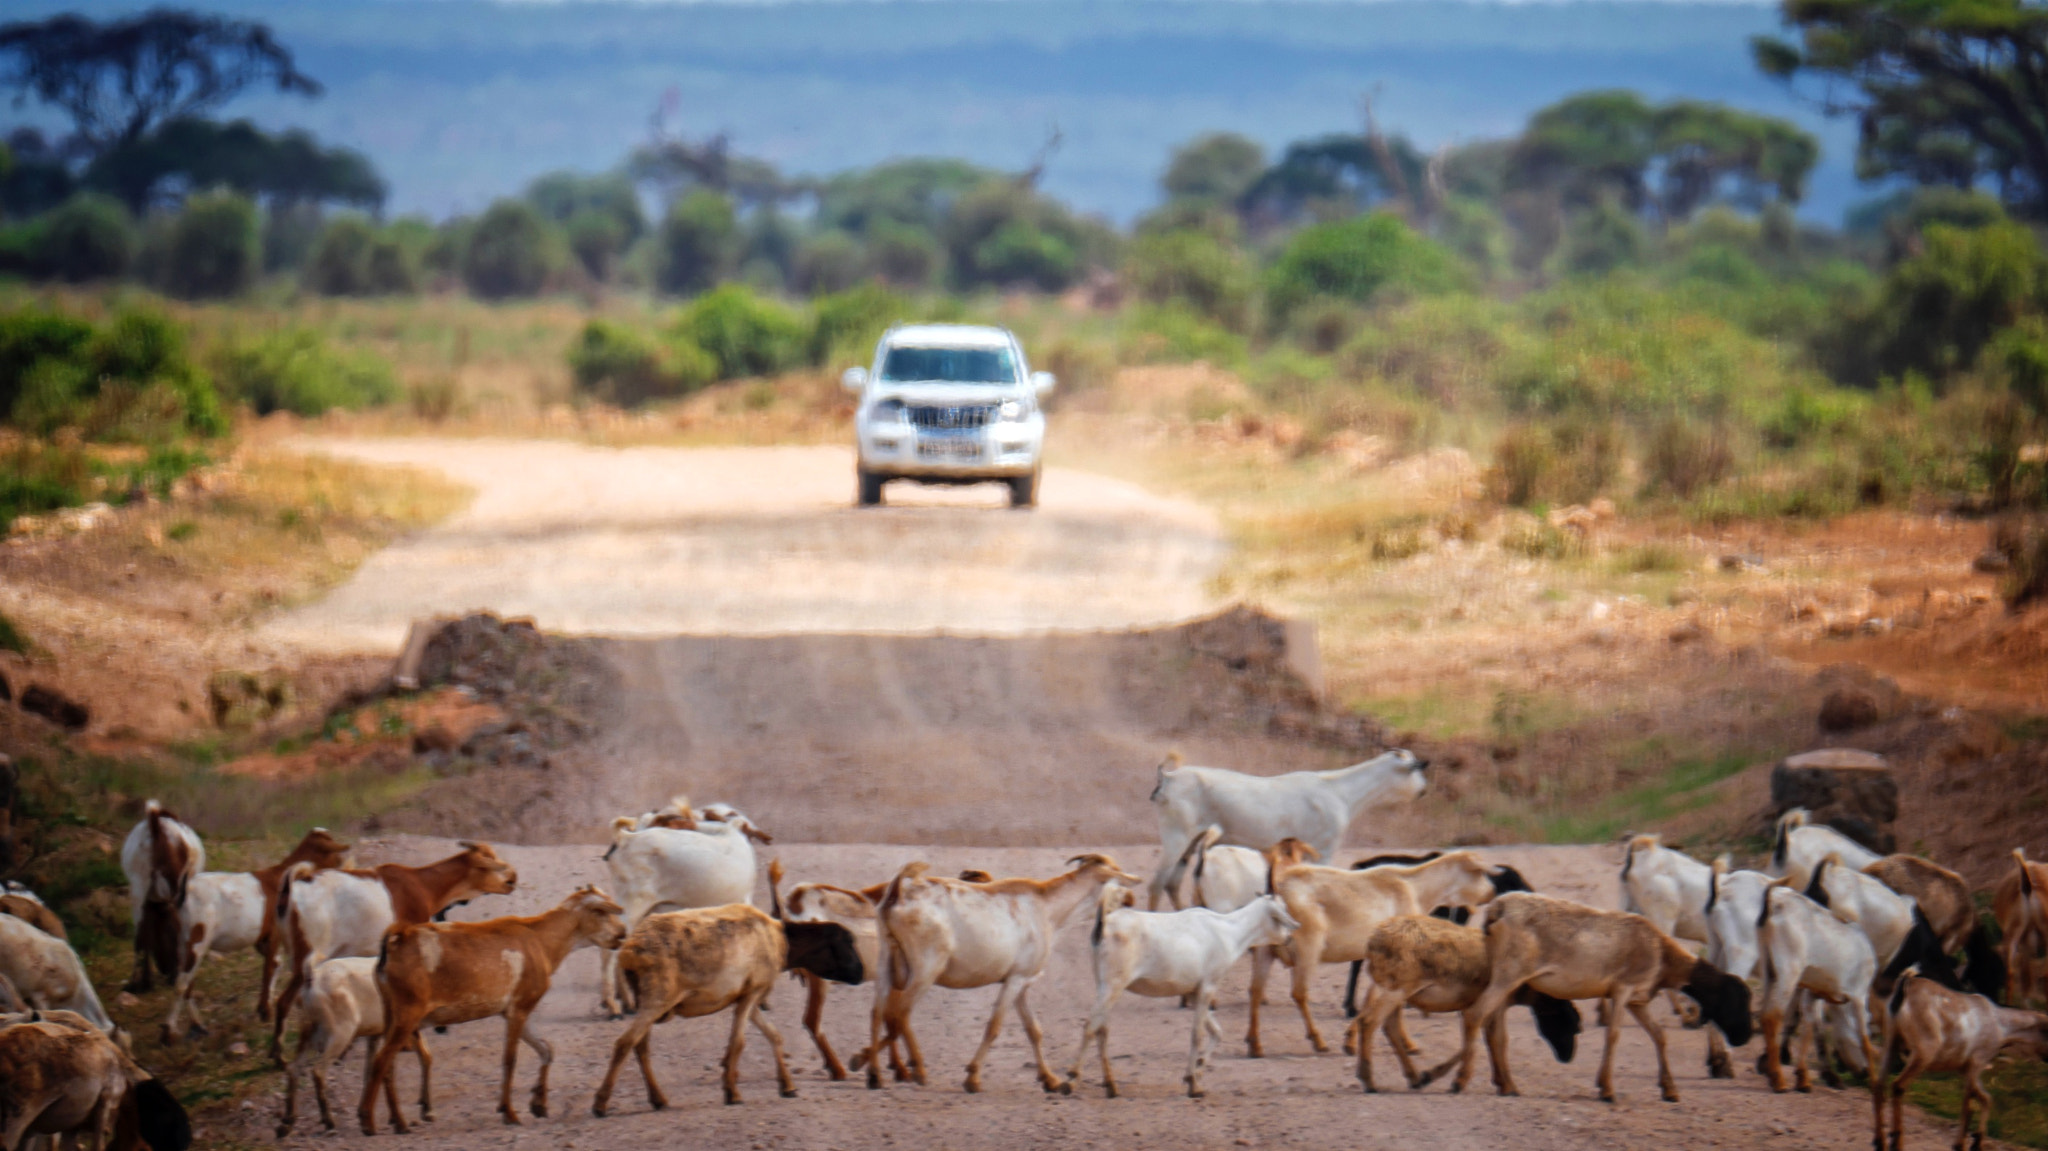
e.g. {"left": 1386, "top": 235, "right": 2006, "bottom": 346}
{"left": 878, "top": 345, "right": 1017, "bottom": 384}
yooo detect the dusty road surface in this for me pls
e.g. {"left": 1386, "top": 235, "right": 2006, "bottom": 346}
{"left": 259, "top": 439, "right": 1226, "bottom": 653}
{"left": 249, "top": 836, "right": 1948, "bottom": 1151}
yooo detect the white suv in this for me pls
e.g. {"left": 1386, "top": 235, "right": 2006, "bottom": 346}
{"left": 842, "top": 323, "right": 1054, "bottom": 508}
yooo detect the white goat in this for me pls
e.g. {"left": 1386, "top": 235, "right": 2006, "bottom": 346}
{"left": 1767, "top": 809, "right": 1881, "bottom": 888}
{"left": 867, "top": 855, "right": 1140, "bottom": 1093}
{"left": 1147, "top": 748, "right": 1428, "bottom": 910}
{"left": 599, "top": 806, "right": 765, "bottom": 1017}
{"left": 0, "top": 912, "right": 118, "bottom": 1036}
{"left": 1753, "top": 878, "right": 1879, "bottom": 1093}
{"left": 1060, "top": 885, "right": 1298, "bottom": 1099}
{"left": 276, "top": 957, "right": 432, "bottom": 1137}
{"left": 1805, "top": 855, "right": 1959, "bottom": 982}
{"left": 118, "top": 800, "right": 204, "bottom": 994}
{"left": 163, "top": 827, "right": 352, "bottom": 1042}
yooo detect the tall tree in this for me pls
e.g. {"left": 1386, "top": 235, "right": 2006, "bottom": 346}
{"left": 1754, "top": 0, "right": 2048, "bottom": 218}
{"left": 0, "top": 9, "right": 320, "bottom": 154}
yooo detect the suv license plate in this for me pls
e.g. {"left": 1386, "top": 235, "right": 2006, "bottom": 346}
{"left": 919, "top": 439, "right": 980, "bottom": 460}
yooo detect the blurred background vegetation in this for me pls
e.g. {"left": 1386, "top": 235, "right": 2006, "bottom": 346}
{"left": 1, "top": 3, "right": 2046, "bottom": 581}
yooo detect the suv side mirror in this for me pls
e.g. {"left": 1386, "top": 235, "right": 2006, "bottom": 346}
{"left": 841, "top": 366, "right": 869, "bottom": 393}
{"left": 1030, "top": 371, "right": 1056, "bottom": 396}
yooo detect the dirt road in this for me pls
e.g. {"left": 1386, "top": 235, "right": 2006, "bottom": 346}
{"left": 259, "top": 439, "right": 1226, "bottom": 653}
{"left": 249, "top": 836, "right": 1947, "bottom": 1151}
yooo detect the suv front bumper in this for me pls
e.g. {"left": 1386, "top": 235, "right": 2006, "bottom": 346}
{"left": 858, "top": 426, "right": 1042, "bottom": 478}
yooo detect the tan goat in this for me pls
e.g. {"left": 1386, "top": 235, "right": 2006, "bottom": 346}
{"left": 764, "top": 860, "right": 984, "bottom": 1082}
{"left": 357, "top": 886, "right": 625, "bottom": 1135}
{"left": 1456, "top": 893, "right": 1753, "bottom": 1102}
{"left": 1995, "top": 849, "right": 2048, "bottom": 1004}
{"left": 1253, "top": 847, "right": 1499, "bottom": 1055}
{"left": 592, "top": 903, "right": 863, "bottom": 1112}
{"left": 867, "top": 854, "right": 1141, "bottom": 1093}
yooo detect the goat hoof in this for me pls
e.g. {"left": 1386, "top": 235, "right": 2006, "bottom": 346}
{"left": 1663, "top": 1090, "right": 1680, "bottom": 1103}
{"left": 866, "top": 1079, "right": 883, "bottom": 1091}
{"left": 780, "top": 1088, "right": 799, "bottom": 1099}
{"left": 531, "top": 1103, "right": 547, "bottom": 1118}
{"left": 724, "top": 1095, "right": 741, "bottom": 1106}
{"left": 963, "top": 1078, "right": 982, "bottom": 1094}
{"left": 1600, "top": 1092, "right": 1616, "bottom": 1105}
{"left": 275, "top": 1124, "right": 292, "bottom": 1139}
{"left": 1187, "top": 1088, "right": 1205, "bottom": 1100}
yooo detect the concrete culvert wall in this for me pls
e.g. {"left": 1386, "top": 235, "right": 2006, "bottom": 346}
{"left": 388, "top": 606, "right": 1387, "bottom": 846}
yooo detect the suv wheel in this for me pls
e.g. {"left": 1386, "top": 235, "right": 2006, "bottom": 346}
{"left": 1006, "top": 469, "right": 1039, "bottom": 509}
{"left": 857, "top": 468, "right": 886, "bottom": 507}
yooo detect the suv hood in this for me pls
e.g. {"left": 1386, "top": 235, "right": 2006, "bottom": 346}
{"left": 869, "top": 382, "right": 1022, "bottom": 406}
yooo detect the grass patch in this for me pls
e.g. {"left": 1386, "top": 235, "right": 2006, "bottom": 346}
{"left": 1537, "top": 749, "right": 1757, "bottom": 843}
{"left": 1906, "top": 1060, "right": 2048, "bottom": 1149}
{"left": 1609, "top": 541, "right": 1690, "bottom": 574}
{"left": 0, "top": 609, "right": 28, "bottom": 654}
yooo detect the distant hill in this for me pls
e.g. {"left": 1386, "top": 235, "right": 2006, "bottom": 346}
{"left": 8, "top": 0, "right": 1867, "bottom": 223}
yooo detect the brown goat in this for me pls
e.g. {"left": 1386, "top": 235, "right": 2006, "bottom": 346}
{"left": 1458, "top": 893, "right": 1753, "bottom": 1103}
{"left": 592, "top": 903, "right": 863, "bottom": 1112}
{"left": 0, "top": 1015, "right": 190, "bottom": 1151}
{"left": 1873, "top": 974, "right": 2048, "bottom": 1151}
{"left": 248, "top": 828, "right": 351, "bottom": 1021}
{"left": 358, "top": 885, "right": 625, "bottom": 1134}
{"left": 270, "top": 840, "right": 517, "bottom": 1060}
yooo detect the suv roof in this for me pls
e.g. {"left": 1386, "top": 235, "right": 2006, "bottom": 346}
{"left": 883, "top": 323, "right": 1012, "bottom": 350}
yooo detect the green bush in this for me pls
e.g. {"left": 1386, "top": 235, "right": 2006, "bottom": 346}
{"left": 0, "top": 440, "right": 89, "bottom": 526}
{"left": 33, "top": 193, "right": 135, "bottom": 282}
{"left": 655, "top": 191, "right": 739, "bottom": 296}
{"left": 303, "top": 215, "right": 379, "bottom": 296}
{"left": 567, "top": 209, "right": 628, "bottom": 281}
{"left": 462, "top": 199, "right": 560, "bottom": 300}
{"left": 363, "top": 236, "right": 420, "bottom": 295}
{"left": 674, "top": 285, "right": 808, "bottom": 381}
{"left": 794, "top": 231, "right": 866, "bottom": 295}
{"left": 1266, "top": 213, "right": 1470, "bottom": 320}
{"left": 212, "top": 328, "right": 399, "bottom": 416}
{"left": 1124, "top": 229, "right": 1255, "bottom": 329}
{"left": 1641, "top": 415, "right": 1732, "bottom": 497}
{"left": 972, "top": 222, "right": 1078, "bottom": 291}
{"left": 566, "top": 319, "right": 714, "bottom": 406}
{"left": 156, "top": 190, "right": 261, "bottom": 300}
{"left": 1830, "top": 221, "right": 2048, "bottom": 389}
{"left": 810, "top": 284, "right": 904, "bottom": 367}
{"left": 1122, "top": 303, "right": 1249, "bottom": 369}
{"left": 1550, "top": 200, "right": 1648, "bottom": 278}
{"left": 1484, "top": 419, "right": 1620, "bottom": 506}
{"left": 0, "top": 308, "right": 224, "bottom": 438}
{"left": 866, "top": 222, "right": 941, "bottom": 289}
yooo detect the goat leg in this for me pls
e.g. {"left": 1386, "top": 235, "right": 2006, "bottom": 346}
{"left": 801, "top": 973, "right": 848, "bottom": 1080}
{"left": 748, "top": 996, "right": 799, "bottom": 1098}
{"left": 1013, "top": 983, "right": 1063, "bottom": 1094}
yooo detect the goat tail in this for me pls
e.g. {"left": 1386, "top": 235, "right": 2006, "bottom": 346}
{"left": 2018, "top": 848, "right": 2036, "bottom": 897}
{"left": 1172, "top": 825, "right": 1222, "bottom": 907}
{"left": 1771, "top": 809, "right": 1807, "bottom": 869}
{"left": 1148, "top": 749, "right": 1185, "bottom": 802}
{"left": 275, "top": 861, "right": 314, "bottom": 925}
{"left": 1707, "top": 856, "right": 1728, "bottom": 915}
{"left": 1092, "top": 881, "right": 1127, "bottom": 948}
{"left": 767, "top": 859, "right": 786, "bottom": 921}
{"left": 878, "top": 861, "right": 929, "bottom": 918}
{"left": 1621, "top": 834, "right": 1658, "bottom": 884}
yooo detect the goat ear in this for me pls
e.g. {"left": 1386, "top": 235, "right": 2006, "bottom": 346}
{"left": 1714, "top": 977, "right": 1754, "bottom": 1046}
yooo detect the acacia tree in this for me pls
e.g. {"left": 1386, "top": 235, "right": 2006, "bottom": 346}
{"left": 1753, "top": 0, "right": 2048, "bottom": 219}
{"left": 0, "top": 9, "right": 319, "bottom": 154}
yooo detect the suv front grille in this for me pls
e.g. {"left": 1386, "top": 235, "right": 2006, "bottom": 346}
{"left": 908, "top": 404, "right": 996, "bottom": 431}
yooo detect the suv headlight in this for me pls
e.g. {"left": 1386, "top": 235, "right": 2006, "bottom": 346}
{"left": 998, "top": 398, "right": 1030, "bottom": 422}
{"left": 870, "top": 398, "right": 908, "bottom": 425}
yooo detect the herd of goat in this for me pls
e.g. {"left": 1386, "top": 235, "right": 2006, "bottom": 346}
{"left": 0, "top": 747, "right": 2044, "bottom": 1150}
